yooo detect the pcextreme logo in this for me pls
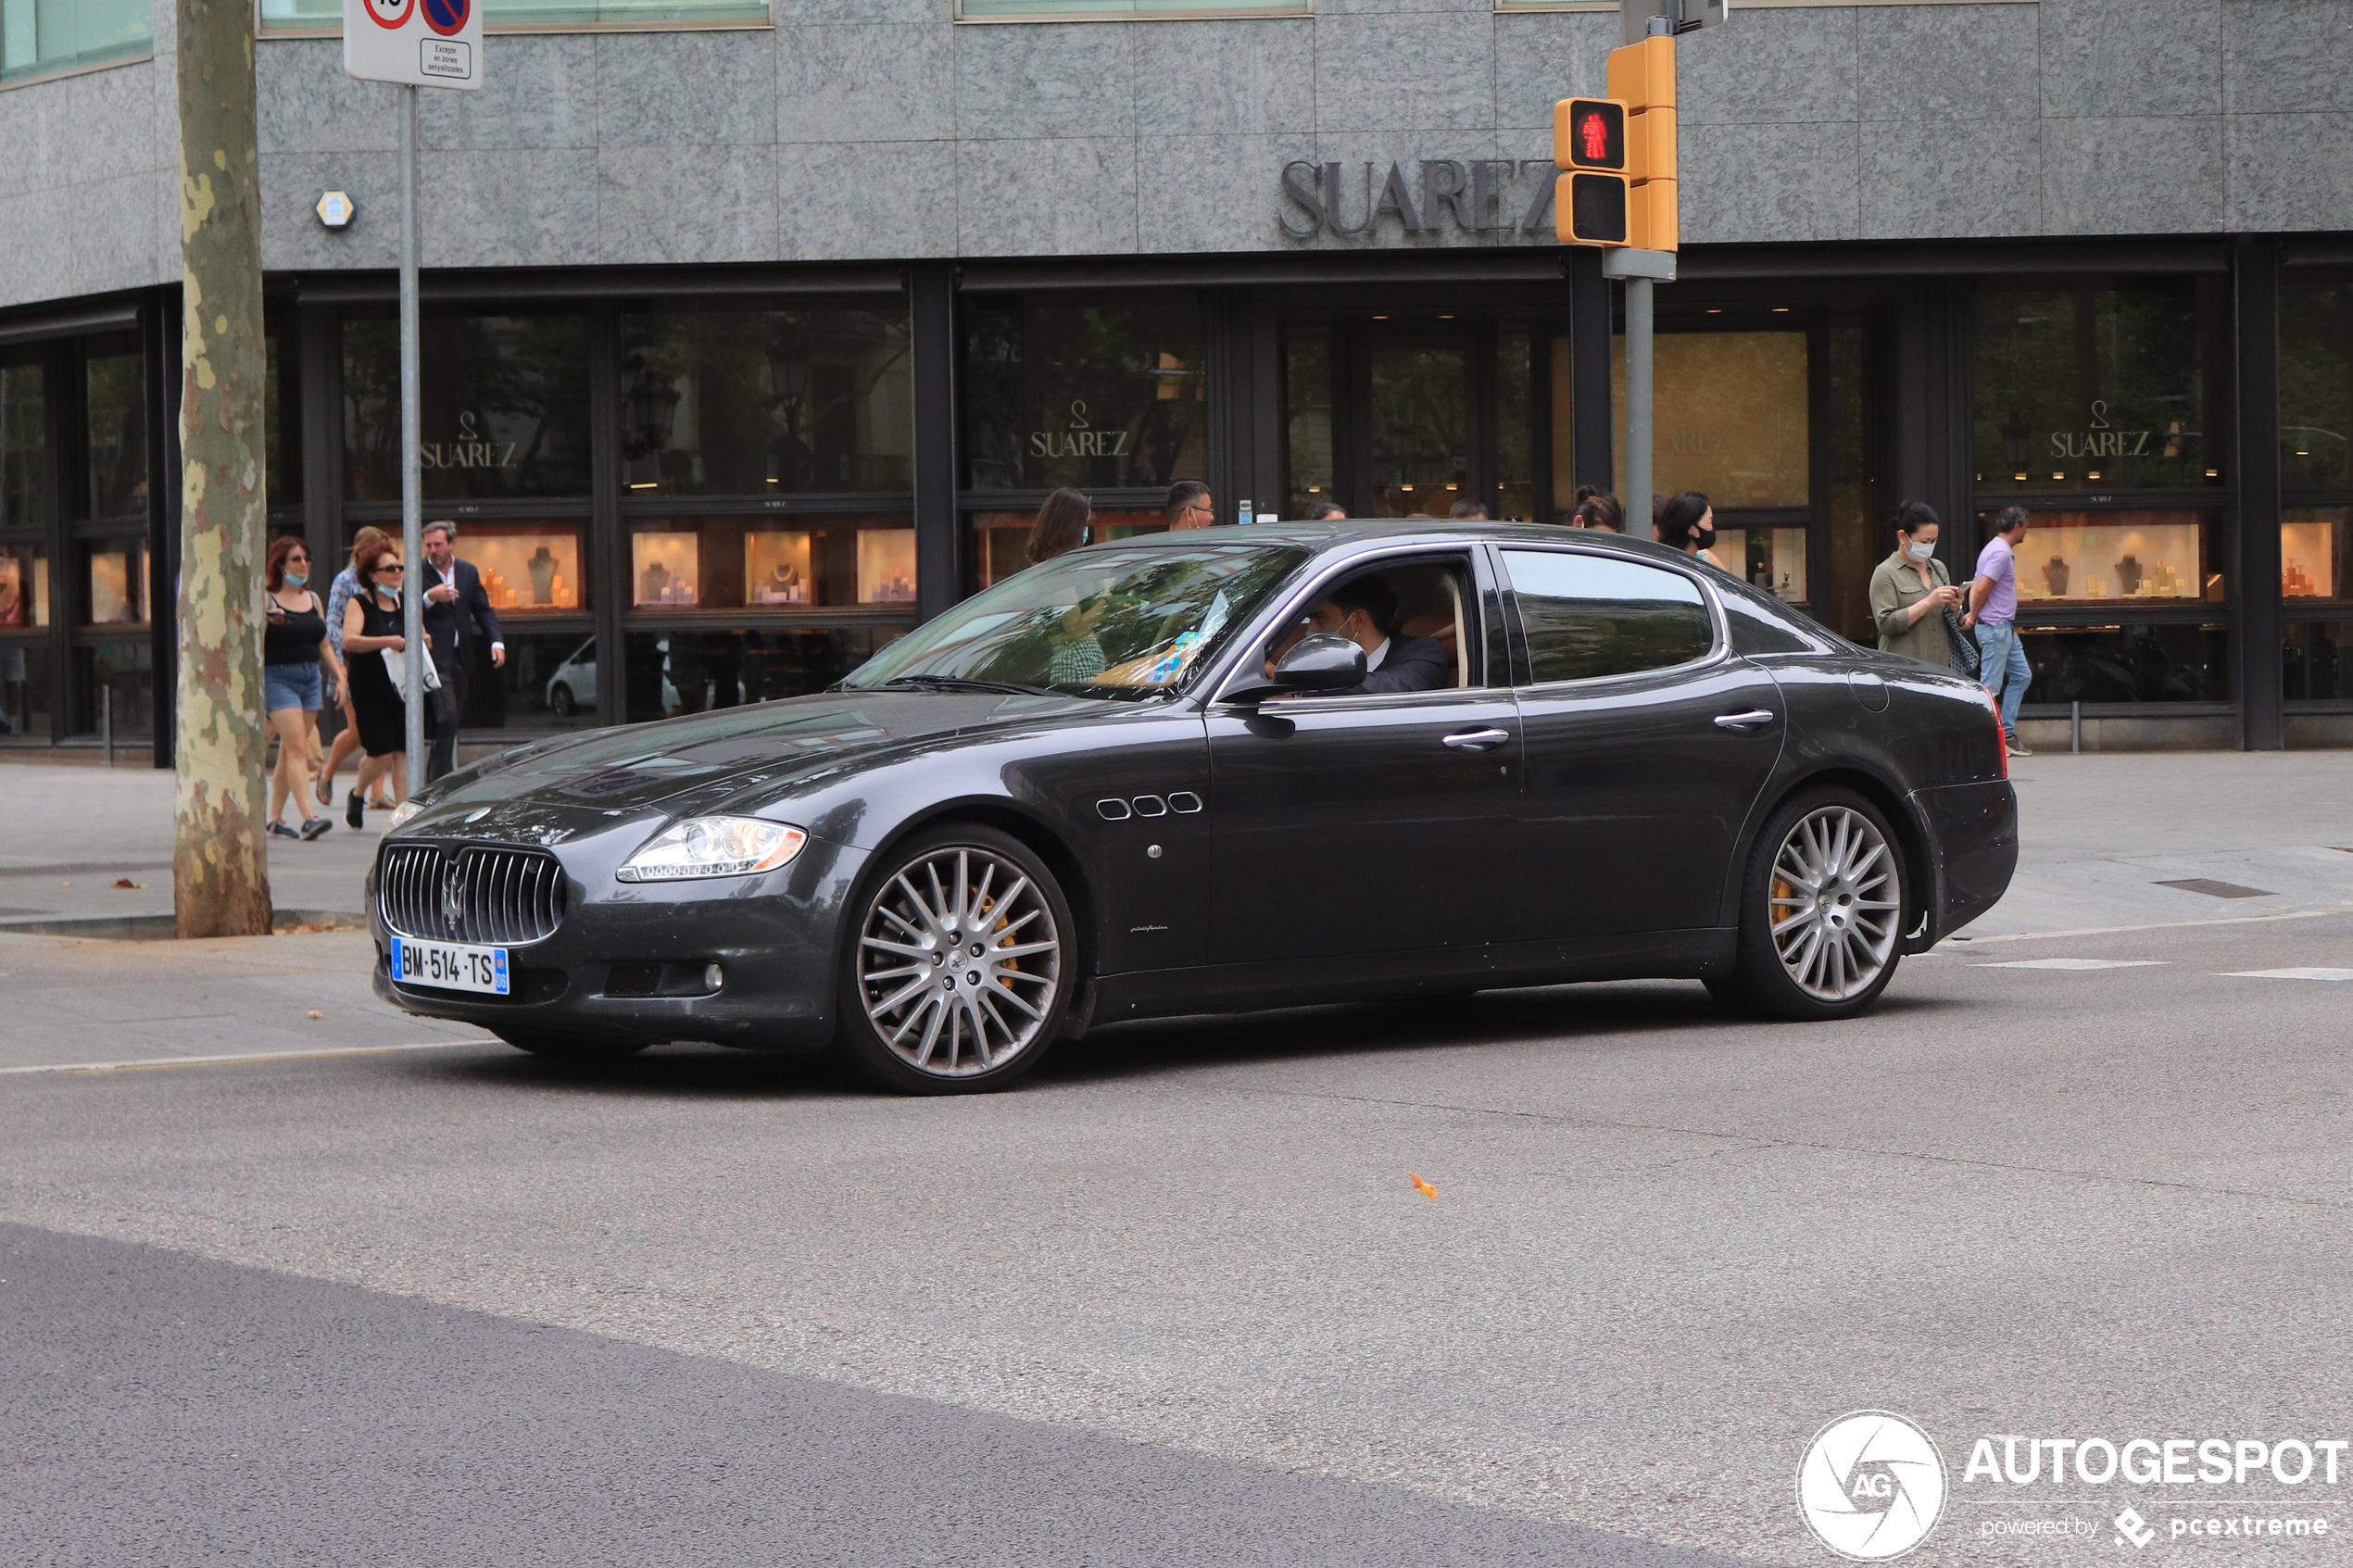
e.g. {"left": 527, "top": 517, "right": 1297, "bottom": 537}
{"left": 1797, "top": 1411, "right": 1949, "bottom": 1561}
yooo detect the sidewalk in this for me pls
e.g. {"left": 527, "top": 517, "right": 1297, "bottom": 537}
{"left": 0, "top": 764, "right": 381, "bottom": 923}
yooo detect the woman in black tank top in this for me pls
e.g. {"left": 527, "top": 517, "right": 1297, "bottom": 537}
{"left": 262, "top": 536, "right": 346, "bottom": 841}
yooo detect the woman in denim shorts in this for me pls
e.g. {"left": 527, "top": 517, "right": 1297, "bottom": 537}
{"left": 262, "top": 535, "right": 346, "bottom": 841}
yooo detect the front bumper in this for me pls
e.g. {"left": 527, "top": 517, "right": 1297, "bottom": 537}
{"left": 368, "top": 834, "right": 864, "bottom": 1052}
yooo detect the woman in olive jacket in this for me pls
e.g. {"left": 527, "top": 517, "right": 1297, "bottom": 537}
{"left": 1869, "top": 500, "right": 1968, "bottom": 666}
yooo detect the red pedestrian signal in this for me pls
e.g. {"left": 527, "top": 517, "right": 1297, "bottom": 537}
{"left": 1553, "top": 97, "right": 1628, "bottom": 172}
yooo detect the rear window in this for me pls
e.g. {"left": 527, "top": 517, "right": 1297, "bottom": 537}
{"left": 1503, "top": 550, "right": 1714, "bottom": 684}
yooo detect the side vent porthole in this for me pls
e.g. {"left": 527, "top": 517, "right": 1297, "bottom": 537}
{"left": 1131, "top": 795, "right": 1168, "bottom": 818}
{"left": 1167, "top": 792, "right": 1204, "bottom": 814}
{"left": 1096, "top": 798, "right": 1133, "bottom": 821}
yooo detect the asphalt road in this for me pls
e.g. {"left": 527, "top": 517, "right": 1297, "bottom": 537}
{"left": 6, "top": 907, "right": 2352, "bottom": 1567}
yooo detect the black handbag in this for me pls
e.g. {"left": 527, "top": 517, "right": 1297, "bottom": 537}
{"left": 1942, "top": 607, "right": 1982, "bottom": 680}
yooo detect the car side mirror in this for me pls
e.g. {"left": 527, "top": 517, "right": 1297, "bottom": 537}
{"left": 1222, "top": 633, "right": 1366, "bottom": 706}
{"left": 1274, "top": 633, "right": 1369, "bottom": 689}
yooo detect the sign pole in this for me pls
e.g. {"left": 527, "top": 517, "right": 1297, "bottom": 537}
{"left": 1625, "top": 273, "right": 1654, "bottom": 540}
{"left": 398, "top": 81, "right": 424, "bottom": 792}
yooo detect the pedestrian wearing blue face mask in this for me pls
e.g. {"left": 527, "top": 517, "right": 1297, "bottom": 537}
{"left": 261, "top": 534, "right": 345, "bottom": 841}
{"left": 1869, "top": 500, "right": 1968, "bottom": 668}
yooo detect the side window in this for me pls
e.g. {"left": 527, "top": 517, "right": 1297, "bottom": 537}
{"left": 1263, "top": 555, "right": 1475, "bottom": 693}
{"left": 1721, "top": 587, "right": 1825, "bottom": 657}
{"left": 1502, "top": 550, "right": 1714, "bottom": 684}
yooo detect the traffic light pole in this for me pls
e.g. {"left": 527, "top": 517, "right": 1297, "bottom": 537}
{"left": 1625, "top": 275, "right": 1653, "bottom": 540}
{"left": 1603, "top": 245, "right": 1675, "bottom": 542}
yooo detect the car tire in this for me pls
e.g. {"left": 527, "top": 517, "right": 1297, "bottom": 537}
{"left": 831, "top": 822, "right": 1074, "bottom": 1095}
{"left": 548, "top": 683, "right": 576, "bottom": 719}
{"left": 495, "top": 1030, "right": 648, "bottom": 1060}
{"left": 1709, "top": 787, "right": 1907, "bottom": 1022}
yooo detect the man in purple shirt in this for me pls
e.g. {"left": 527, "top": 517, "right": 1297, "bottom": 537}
{"left": 1967, "top": 506, "right": 2032, "bottom": 757}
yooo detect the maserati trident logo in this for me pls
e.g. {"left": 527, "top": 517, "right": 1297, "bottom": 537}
{"left": 1797, "top": 1411, "right": 1946, "bottom": 1561}
{"left": 440, "top": 860, "right": 467, "bottom": 933}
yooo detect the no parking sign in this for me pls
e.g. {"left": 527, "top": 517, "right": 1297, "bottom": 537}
{"left": 346, "top": 0, "right": 483, "bottom": 89}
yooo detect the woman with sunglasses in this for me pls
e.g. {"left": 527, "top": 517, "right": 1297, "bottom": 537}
{"left": 339, "top": 540, "right": 422, "bottom": 830}
{"left": 261, "top": 535, "right": 344, "bottom": 841}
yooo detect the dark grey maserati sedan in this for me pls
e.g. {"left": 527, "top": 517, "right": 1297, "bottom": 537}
{"left": 370, "top": 521, "right": 2016, "bottom": 1093}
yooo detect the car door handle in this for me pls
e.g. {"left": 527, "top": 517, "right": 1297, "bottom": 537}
{"left": 1714, "top": 709, "right": 1779, "bottom": 733}
{"left": 1441, "top": 727, "right": 1513, "bottom": 751}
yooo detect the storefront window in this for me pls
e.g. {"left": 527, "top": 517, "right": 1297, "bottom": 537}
{"left": 0, "top": 637, "right": 48, "bottom": 736}
{"left": 460, "top": 630, "right": 602, "bottom": 732}
{"left": 82, "top": 538, "right": 145, "bottom": 626}
{"left": 1713, "top": 527, "right": 1808, "bottom": 603}
{"left": 621, "top": 627, "right": 900, "bottom": 723}
{"left": 1825, "top": 320, "right": 1877, "bottom": 644}
{"left": 2018, "top": 622, "right": 2227, "bottom": 705}
{"left": 2281, "top": 269, "right": 2353, "bottom": 490}
{"left": 0, "top": 0, "right": 151, "bottom": 85}
{"left": 2281, "top": 509, "right": 2349, "bottom": 602}
{"left": 1497, "top": 325, "right": 1534, "bottom": 522}
{"left": 265, "top": 319, "right": 300, "bottom": 508}
{"left": 969, "top": 507, "right": 1168, "bottom": 592}
{"left": 83, "top": 640, "right": 151, "bottom": 736}
{"left": 344, "top": 312, "right": 591, "bottom": 502}
{"left": 626, "top": 515, "right": 916, "bottom": 611}
{"left": 444, "top": 521, "right": 585, "bottom": 613}
{"left": 1982, "top": 509, "right": 2223, "bottom": 608}
{"left": 1286, "top": 326, "right": 1333, "bottom": 521}
{"left": 2284, "top": 621, "right": 2353, "bottom": 702}
{"left": 0, "top": 354, "right": 44, "bottom": 529}
{"left": 961, "top": 292, "right": 1207, "bottom": 492}
{"left": 1972, "top": 277, "right": 2228, "bottom": 493}
{"left": 0, "top": 543, "right": 45, "bottom": 627}
{"left": 1367, "top": 341, "right": 1470, "bottom": 518}
{"left": 1614, "top": 331, "right": 1810, "bottom": 508}
{"left": 619, "top": 302, "right": 912, "bottom": 496}
{"left": 82, "top": 334, "right": 145, "bottom": 520}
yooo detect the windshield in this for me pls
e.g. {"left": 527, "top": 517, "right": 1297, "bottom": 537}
{"left": 846, "top": 540, "right": 1308, "bottom": 700}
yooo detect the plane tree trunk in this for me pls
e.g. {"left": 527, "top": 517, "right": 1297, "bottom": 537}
{"left": 171, "top": 0, "right": 271, "bottom": 938}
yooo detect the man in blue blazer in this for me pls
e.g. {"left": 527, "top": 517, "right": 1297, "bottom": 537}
{"left": 419, "top": 521, "right": 505, "bottom": 781}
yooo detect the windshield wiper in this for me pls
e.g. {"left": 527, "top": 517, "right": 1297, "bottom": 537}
{"left": 874, "top": 674, "right": 1060, "bottom": 697}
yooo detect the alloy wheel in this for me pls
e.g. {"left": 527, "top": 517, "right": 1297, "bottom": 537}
{"left": 1767, "top": 806, "right": 1902, "bottom": 1003}
{"left": 855, "top": 846, "right": 1062, "bottom": 1078}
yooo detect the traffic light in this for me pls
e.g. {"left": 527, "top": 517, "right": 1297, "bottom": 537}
{"left": 1605, "top": 34, "right": 1679, "bottom": 252}
{"left": 1553, "top": 96, "right": 1629, "bottom": 246}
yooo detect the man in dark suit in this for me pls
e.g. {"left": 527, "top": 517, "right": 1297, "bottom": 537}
{"left": 1298, "top": 575, "right": 1449, "bottom": 696}
{"left": 419, "top": 521, "right": 505, "bottom": 781}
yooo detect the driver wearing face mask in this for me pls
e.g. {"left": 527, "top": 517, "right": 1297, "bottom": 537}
{"left": 1274, "top": 574, "right": 1450, "bottom": 697}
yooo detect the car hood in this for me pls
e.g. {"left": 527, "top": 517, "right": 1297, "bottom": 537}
{"left": 413, "top": 689, "right": 1114, "bottom": 822}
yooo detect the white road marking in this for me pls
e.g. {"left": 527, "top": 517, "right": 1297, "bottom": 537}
{"left": 1971, "top": 959, "right": 2167, "bottom": 971}
{"left": 2218, "top": 968, "right": 2353, "bottom": 983}
{"left": 0, "top": 1039, "right": 493, "bottom": 1076}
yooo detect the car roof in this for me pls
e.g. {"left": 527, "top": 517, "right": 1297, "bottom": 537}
{"left": 1087, "top": 519, "right": 1698, "bottom": 566}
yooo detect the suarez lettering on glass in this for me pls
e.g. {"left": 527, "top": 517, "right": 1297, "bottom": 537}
{"left": 1030, "top": 402, "right": 1134, "bottom": 460}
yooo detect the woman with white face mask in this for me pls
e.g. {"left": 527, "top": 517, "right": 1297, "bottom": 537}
{"left": 1869, "top": 500, "right": 1969, "bottom": 667}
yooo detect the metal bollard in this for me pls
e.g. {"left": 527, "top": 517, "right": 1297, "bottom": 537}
{"left": 2070, "top": 699, "right": 2081, "bottom": 756}
{"left": 101, "top": 685, "right": 112, "bottom": 766}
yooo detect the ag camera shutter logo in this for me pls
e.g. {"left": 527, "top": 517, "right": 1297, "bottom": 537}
{"left": 1797, "top": 1411, "right": 1947, "bottom": 1561}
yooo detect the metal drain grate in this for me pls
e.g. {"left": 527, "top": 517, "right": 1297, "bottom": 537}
{"left": 2153, "top": 878, "right": 2276, "bottom": 900}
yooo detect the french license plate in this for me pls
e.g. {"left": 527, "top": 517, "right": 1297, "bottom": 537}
{"left": 390, "top": 935, "right": 510, "bottom": 996}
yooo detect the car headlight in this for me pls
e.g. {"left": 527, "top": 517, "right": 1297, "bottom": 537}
{"left": 386, "top": 800, "right": 422, "bottom": 832}
{"left": 617, "top": 816, "right": 809, "bottom": 882}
